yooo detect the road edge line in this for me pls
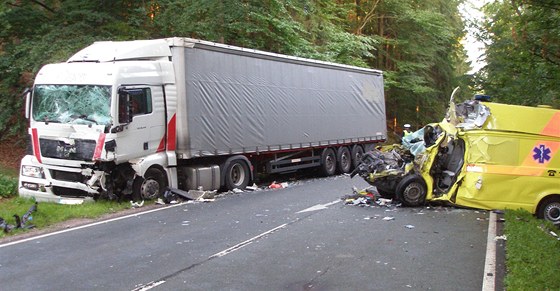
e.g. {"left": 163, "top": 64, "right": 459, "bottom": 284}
{"left": 0, "top": 202, "right": 186, "bottom": 249}
{"left": 482, "top": 211, "right": 497, "bottom": 291}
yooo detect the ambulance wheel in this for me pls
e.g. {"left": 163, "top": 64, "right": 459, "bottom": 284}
{"left": 225, "top": 159, "right": 250, "bottom": 190}
{"left": 351, "top": 145, "right": 364, "bottom": 169}
{"left": 537, "top": 197, "right": 560, "bottom": 226}
{"left": 396, "top": 175, "right": 427, "bottom": 207}
{"left": 133, "top": 168, "right": 167, "bottom": 201}
{"left": 320, "top": 148, "right": 337, "bottom": 176}
{"left": 337, "top": 147, "right": 352, "bottom": 174}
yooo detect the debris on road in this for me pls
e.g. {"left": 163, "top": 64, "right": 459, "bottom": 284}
{"left": 162, "top": 187, "right": 217, "bottom": 204}
{"left": 342, "top": 186, "right": 401, "bottom": 209}
{"left": 404, "top": 224, "right": 415, "bottom": 229}
{"left": 382, "top": 216, "right": 395, "bottom": 221}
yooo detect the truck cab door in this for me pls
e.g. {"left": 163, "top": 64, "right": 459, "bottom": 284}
{"left": 115, "top": 86, "right": 166, "bottom": 162}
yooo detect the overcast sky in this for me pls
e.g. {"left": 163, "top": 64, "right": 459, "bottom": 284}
{"left": 459, "top": 0, "right": 489, "bottom": 74}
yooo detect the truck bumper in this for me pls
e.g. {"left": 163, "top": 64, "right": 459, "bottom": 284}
{"left": 18, "top": 155, "right": 96, "bottom": 204}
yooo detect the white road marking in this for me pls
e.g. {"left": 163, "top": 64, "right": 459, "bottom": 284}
{"left": 482, "top": 211, "right": 497, "bottom": 291}
{"left": 209, "top": 223, "right": 288, "bottom": 258}
{"left": 296, "top": 199, "right": 341, "bottom": 213}
{"left": 132, "top": 280, "right": 166, "bottom": 291}
{"left": 0, "top": 203, "right": 186, "bottom": 249}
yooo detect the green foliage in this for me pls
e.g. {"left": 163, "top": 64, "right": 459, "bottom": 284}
{"left": 0, "top": 173, "right": 18, "bottom": 198}
{"left": 353, "top": 0, "right": 467, "bottom": 130}
{"left": 0, "top": 0, "right": 468, "bottom": 140}
{"left": 477, "top": 0, "right": 560, "bottom": 108}
{"left": 504, "top": 209, "right": 560, "bottom": 290}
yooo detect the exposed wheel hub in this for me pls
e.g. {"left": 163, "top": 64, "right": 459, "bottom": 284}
{"left": 544, "top": 202, "right": 560, "bottom": 225}
{"left": 141, "top": 179, "right": 160, "bottom": 200}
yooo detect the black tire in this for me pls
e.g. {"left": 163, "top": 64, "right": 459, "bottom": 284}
{"left": 132, "top": 168, "right": 167, "bottom": 201}
{"left": 395, "top": 175, "right": 427, "bottom": 207}
{"left": 320, "top": 148, "right": 337, "bottom": 176}
{"left": 337, "top": 147, "right": 352, "bottom": 174}
{"left": 351, "top": 145, "right": 364, "bottom": 170}
{"left": 224, "top": 159, "right": 250, "bottom": 190}
{"left": 537, "top": 197, "right": 560, "bottom": 226}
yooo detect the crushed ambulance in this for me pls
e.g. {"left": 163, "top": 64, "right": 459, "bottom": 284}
{"left": 351, "top": 89, "right": 560, "bottom": 225}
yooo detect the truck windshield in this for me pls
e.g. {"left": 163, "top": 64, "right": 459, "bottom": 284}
{"left": 32, "top": 85, "right": 112, "bottom": 125}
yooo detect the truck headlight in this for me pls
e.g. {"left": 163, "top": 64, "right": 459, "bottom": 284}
{"left": 22, "top": 165, "right": 44, "bottom": 178}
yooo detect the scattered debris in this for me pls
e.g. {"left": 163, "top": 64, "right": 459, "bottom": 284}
{"left": 494, "top": 235, "right": 507, "bottom": 241}
{"left": 404, "top": 225, "right": 415, "bottom": 229}
{"left": 130, "top": 200, "right": 145, "bottom": 208}
{"left": 156, "top": 198, "right": 166, "bottom": 205}
{"left": 1, "top": 202, "right": 38, "bottom": 233}
{"left": 245, "top": 184, "right": 259, "bottom": 191}
{"left": 382, "top": 216, "right": 395, "bottom": 221}
{"left": 269, "top": 182, "right": 283, "bottom": 189}
{"left": 537, "top": 225, "right": 560, "bottom": 241}
{"left": 162, "top": 187, "right": 217, "bottom": 203}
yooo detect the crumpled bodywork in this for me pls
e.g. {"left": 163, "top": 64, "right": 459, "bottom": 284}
{"left": 352, "top": 96, "right": 560, "bottom": 218}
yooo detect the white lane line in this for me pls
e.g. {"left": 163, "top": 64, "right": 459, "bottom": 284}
{"left": 482, "top": 211, "right": 497, "bottom": 291}
{"left": 0, "top": 203, "right": 186, "bottom": 249}
{"left": 296, "top": 199, "right": 341, "bottom": 213}
{"left": 209, "top": 223, "right": 288, "bottom": 258}
{"left": 132, "top": 280, "right": 166, "bottom": 291}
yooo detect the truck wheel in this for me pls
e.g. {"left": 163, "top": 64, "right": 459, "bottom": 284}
{"left": 337, "top": 147, "right": 352, "bottom": 174}
{"left": 395, "top": 175, "right": 427, "bottom": 207}
{"left": 225, "top": 159, "right": 250, "bottom": 190}
{"left": 537, "top": 197, "right": 560, "bottom": 226}
{"left": 133, "top": 168, "right": 167, "bottom": 201}
{"left": 351, "top": 145, "right": 364, "bottom": 169}
{"left": 320, "top": 148, "right": 337, "bottom": 176}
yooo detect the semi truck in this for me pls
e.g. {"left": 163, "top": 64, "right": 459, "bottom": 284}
{"left": 19, "top": 37, "right": 386, "bottom": 204}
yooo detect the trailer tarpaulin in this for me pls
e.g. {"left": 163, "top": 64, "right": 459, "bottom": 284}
{"left": 181, "top": 45, "right": 386, "bottom": 157}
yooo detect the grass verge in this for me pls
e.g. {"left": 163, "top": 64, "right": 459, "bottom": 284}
{"left": 0, "top": 196, "right": 133, "bottom": 239}
{"left": 504, "top": 209, "right": 560, "bottom": 290}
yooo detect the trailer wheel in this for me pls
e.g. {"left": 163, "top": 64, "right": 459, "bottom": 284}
{"left": 225, "top": 159, "right": 250, "bottom": 190}
{"left": 537, "top": 197, "right": 560, "bottom": 226}
{"left": 133, "top": 168, "right": 167, "bottom": 201}
{"left": 337, "top": 147, "right": 352, "bottom": 174}
{"left": 395, "top": 175, "right": 427, "bottom": 207}
{"left": 351, "top": 145, "right": 364, "bottom": 169}
{"left": 320, "top": 148, "right": 337, "bottom": 176}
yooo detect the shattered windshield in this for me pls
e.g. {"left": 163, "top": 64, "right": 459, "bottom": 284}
{"left": 32, "top": 85, "right": 112, "bottom": 125}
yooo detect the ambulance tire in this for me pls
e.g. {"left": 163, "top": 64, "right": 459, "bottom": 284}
{"left": 133, "top": 168, "right": 167, "bottom": 201}
{"left": 396, "top": 175, "right": 427, "bottom": 207}
{"left": 320, "top": 148, "right": 337, "bottom": 176}
{"left": 336, "top": 147, "right": 352, "bottom": 174}
{"left": 537, "top": 197, "right": 560, "bottom": 226}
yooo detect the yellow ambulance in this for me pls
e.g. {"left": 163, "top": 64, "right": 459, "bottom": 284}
{"left": 352, "top": 92, "right": 560, "bottom": 225}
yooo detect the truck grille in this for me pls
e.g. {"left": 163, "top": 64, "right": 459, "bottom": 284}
{"left": 40, "top": 138, "right": 97, "bottom": 161}
{"left": 50, "top": 170, "right": 82, "bottom": 182}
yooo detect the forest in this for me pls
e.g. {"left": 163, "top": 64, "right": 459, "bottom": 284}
{"left": 0, "top": 0, "right": 558, "bottom": 142}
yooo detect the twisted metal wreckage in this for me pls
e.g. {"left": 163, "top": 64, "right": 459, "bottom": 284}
{"left": 351, "top": 89, "right": 560, "bottom": 225}
{"left": 0, "top": 202, "right": 38, "bottom": 233}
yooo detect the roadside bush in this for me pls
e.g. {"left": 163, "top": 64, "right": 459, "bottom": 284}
{"left": 0, "top": 174, "right": 18, "bottom": 198}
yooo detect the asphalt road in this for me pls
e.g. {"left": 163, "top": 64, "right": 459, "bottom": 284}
{"left": 0, "top": 175, "right": 489, "bottom": 290}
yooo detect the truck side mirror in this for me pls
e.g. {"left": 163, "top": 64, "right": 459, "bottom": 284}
{"left": 23, "top": 88, "right": 31, "bottom": 119}
{"left": 118, "top": 90, "right": 131, "bottom": 124}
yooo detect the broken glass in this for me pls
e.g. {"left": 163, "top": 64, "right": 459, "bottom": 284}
{"left": 32, "top": 85, "right": 112, "bottom": 125}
